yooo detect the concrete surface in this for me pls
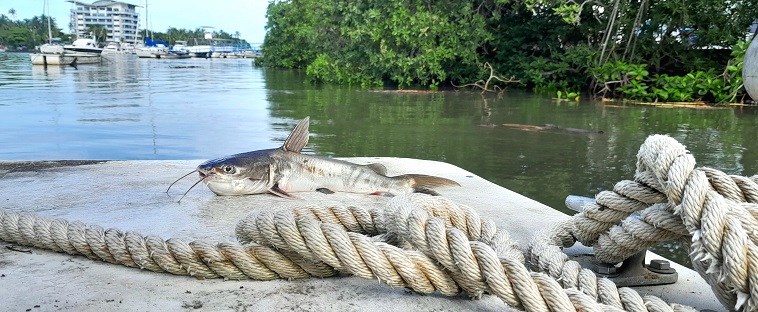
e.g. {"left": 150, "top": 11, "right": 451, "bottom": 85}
{"left": 0, "top": 159, "right": 725, "bottom": 311}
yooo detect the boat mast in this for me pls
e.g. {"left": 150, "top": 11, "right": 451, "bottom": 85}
{"left": 45, "top": 0, "right": 53, "bottom": 44}
{"left": 144, "top": 0, "right": 148, "bottom": 42}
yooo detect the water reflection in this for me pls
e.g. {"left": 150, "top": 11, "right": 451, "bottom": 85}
{"left": 0, "top": 53, "right": 275, "bottom": 159}
{"left": 2, "top": 52, "right": 758, "bottom": 267}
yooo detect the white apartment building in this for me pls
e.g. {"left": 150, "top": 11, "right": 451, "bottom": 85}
{"left": 68, "top": 0, "right": 141, "bottom": 44}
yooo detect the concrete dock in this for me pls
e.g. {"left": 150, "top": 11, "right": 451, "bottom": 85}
{"left": 0, "top": 159, "right": 725, "bottom": 311}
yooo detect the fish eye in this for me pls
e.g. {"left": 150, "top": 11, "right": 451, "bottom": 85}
{"left": 221, "top": 165, "right": 236, "bottom": 174}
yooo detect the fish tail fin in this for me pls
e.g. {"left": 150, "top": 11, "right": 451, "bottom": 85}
{"left": 398, "top": 174, "right": 460, "bottom": 195}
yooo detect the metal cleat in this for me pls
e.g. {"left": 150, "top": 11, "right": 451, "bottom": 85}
{"left": 564, "top": 195, "right": 678, "bottom": 287}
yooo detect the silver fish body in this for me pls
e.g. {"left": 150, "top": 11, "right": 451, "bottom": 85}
{"left": 194, "top": 117, "right": 459, "bottom": 198}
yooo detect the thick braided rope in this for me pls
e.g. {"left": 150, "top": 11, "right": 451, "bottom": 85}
{"left": 533, "top": 135, "right": 758, "bottom": 311}
{"left": 0, "top": 209, "right": 334, "bottom": 280}
{"left": 527, "top": 222, "right": 695, "bottom": 312}
{"left": 0, "top": 192, "right": 698, "bottom": 311}
{"left": 636, "top": 135, "right": 758, "bottom": 311}
{"left": 571, "top": 180, "right": 668, "bottom": 246}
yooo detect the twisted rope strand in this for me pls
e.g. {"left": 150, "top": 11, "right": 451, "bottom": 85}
{"left": 637, "top": 136, "right": 758, "bottom": 311}
{"left": 538, "top": 135, "right": 758, "bottom": 311}
{"left": 2, "top": 194, "right": 696, "bottom": 311}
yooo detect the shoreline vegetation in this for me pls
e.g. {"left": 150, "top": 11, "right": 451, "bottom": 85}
{"left": 259, "top": 0, "right": 758, "bottom": 105}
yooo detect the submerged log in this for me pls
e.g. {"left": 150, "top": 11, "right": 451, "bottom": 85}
{"left": 501, "top": 123, "right": 549, "bottom": 131}
{"left": 500, "top": 123, "right": 604, "bottom": 134}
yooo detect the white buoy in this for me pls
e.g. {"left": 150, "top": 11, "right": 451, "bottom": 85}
{"left": 742, "top": 39, "right": 758, "bottom": 100}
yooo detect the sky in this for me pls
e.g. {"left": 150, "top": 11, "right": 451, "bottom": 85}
{"left": 1, "top": 0, "right": 269, "bottom": 43}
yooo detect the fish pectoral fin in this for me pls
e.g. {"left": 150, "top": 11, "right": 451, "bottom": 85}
{"left": 281, "top": 116, "right": 310, "bottom": 153}
{"left": 363, "top": 163, "right": 388, "bottom": 176}
{"left": 269, "top": 184, "right": 297, "bottom": 199}
{"left": 316, "top": 188, "right": 335, "bottom": 194}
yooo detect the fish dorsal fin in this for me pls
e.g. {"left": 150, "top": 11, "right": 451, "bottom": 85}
{"left": 281, "top": 116, "right": 310, "bottom": 152}
{"left": 364, "top": 163, "right": 388, "bottom": 176}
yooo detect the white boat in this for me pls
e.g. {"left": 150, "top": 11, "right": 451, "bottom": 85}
{"left": 102, "top": 42, "right": 134, "bottom": 54}
{"left": 185, "top": 39, "right": 251, "bottom": 58}
{"left": 39, "top": 43, "right": 64, "bottom": 54}
{"left": 135, "top": 1, "right": 169, "bottom": 59}
{"left": 64, "top": 38, "right": 103, "bottom": 55}
{"left": 32, "top": 41, "right": 101, "bottom": 65}
{"left": 29, "top": 0, "right": 101, "bottom": 66}
{"left": 0, "top": 45, "right": 6, "bottom": 52}
{"left": 170, "top": 41, "right": 190, "bottom": 55}
{"left": 136, "top": 45, "right": 168, "bottom": 58}
{"left": 30, "top": 52, "right": 101, "bottom": 65}
{"left": 185, "top": 28, "right": 253, "bottom": 58}
{"left": 187, "top": 44, "right": 212, "bottom": 58}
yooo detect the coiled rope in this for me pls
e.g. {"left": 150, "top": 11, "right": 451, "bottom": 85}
{"left": 533, "top": 135, "right": 758, "bottom": 311}
{"left": 0, "top": 134, "right": 753, "bottom": 311}
{"left": 0, "top": 194, "right": 690, "bottom": 311}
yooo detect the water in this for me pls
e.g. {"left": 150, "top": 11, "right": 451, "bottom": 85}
{"left": 3, "top": 52, "right": 758, "bottom": 267}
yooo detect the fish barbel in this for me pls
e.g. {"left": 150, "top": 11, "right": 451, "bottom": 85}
{"left": 171, "top": 117, "right": 460, "bottom": 198}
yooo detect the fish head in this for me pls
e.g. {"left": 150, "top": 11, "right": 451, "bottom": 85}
{"left": 197, "top": 151, "right": 271, "bottom": 195}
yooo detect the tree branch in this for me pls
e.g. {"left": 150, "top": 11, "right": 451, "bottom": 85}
{"left": 452, "top": 62, "right": 520, "bottom": 94}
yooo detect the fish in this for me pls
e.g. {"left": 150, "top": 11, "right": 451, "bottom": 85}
{"left": 169, "top": 117, "right": 460, "bottom": 199}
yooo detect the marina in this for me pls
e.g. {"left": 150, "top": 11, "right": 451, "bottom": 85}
{"left": 21, "top": 0, "right": 258, "bottom": 64}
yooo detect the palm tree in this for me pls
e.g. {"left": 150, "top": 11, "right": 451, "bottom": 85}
{"left": 8, "top": 8, "right": 16, "bottom": 21}
{"left": 84, "top": 24, "right": 108, "bottom": 43}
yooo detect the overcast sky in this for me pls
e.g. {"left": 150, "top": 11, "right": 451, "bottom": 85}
{"left": 1, "top": 0, "right": 269, "bottom": 43}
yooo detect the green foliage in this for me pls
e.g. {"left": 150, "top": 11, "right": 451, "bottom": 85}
{"left": 618, "top": 79, "right": 652, "bottom": 101}
{"left": 720, "top": 40, "right": 749, "bottom": 103}
{"left": 593, "top": 62, "right": 649, "bottom": 89}
{"left": 263, "top": 0, "right": 493, "bottom": 88}
{"left": 551, "top": 4, "right": 580, "bottom": 24}
{"left": 629, "top": 0, "right": 757, "bottom": 72}
{"left": 593, "top": 42, "right": 749, "bottom": 104}
{"left": 259, "top": 0, "right": 331, "bottom": 69}
{"left": 0, "top": 14, "right": 64, "bottom": 49}
{"left": 262, "top": 0, "right": 756, "bottom": 102}
{"left": 556, "top": 90, "right": 580, "bottom": 101}
{"left": 487, "top": 2, "right": 601, "bottom": 91}
{"left": 85, "top": 24, "right": 108, "bottom": 43}
{"left": 306, "top": 53, "right": 382, "bottom": 87}
{"left": 345, "top": 0, "right": 491, "bottom": 87}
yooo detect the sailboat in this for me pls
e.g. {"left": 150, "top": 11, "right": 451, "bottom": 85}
{"left": 30, "top": 0, "right": 101, "bottom": 65}
{"left": 136, "top": 37, "right": 169, "bottom": 58}
{"left": 135, "top": 0, "right": 168, "bottom": 58}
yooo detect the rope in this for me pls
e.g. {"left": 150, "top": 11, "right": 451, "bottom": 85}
{"left": 1, "top": 193, "right": 695, "bottom": 312}
{"left": 532, "top": 135, "right": 758, "bottom": 311}
{"left": 0, "top": 134, "right": 754, "bottom": 311}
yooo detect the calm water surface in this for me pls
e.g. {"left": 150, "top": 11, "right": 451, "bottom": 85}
{"left": 3, "top": 52, "right": 758, "bottom": 266}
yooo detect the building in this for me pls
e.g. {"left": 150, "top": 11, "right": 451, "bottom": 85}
{"left": 67, "top": 0, "right": 141, "bottom": 44}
